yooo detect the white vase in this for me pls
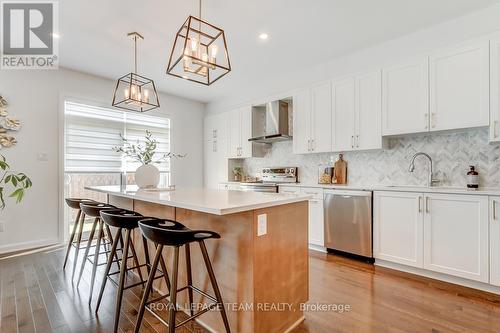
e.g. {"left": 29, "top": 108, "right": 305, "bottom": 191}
{"left": 135, "top": 164, "right": 160, "bottom": 189}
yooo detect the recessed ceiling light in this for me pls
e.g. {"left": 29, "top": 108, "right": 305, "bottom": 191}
{"left": 259, "top": 33, "right": 269, "bottom": 40}
{"left": 51, "top": 33, "right": 60, "bottom": 39}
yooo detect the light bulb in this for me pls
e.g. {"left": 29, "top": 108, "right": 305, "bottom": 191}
{"left": 190, "top": 38, "right": 198, "bottom": 52}
{"left": 210, "top": 45, "right": 218, "bottom": 58}
{"left": 131, "top": 85, "right": 137, "bottom": 97}
{"left": 201, "top": 53, "right": 208, "bottom": 63}
{"left": 124, "top": 88, "right": 130, "bottom": 99}
{"left": 143, "top": 89, "right": 149, "bottom": 103}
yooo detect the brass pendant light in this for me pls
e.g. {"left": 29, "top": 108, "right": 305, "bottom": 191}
{"left": 166, "top": 0, "right": 231, "bottom": 85}
{"left": 112, "top": 32, "right": 160, "bottom": 112}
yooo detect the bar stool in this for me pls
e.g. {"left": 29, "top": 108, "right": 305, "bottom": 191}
{"left": 96, "top": 209, "right": 171, "bottom": 333}
{"left": 63, "top": 198, "right": 96, "bottom": 277}
{"left": 77, "top": 202, "right": 119, "bottom": 303}
{"left": 134, "top": 218, "right": 231, "bottom": 333}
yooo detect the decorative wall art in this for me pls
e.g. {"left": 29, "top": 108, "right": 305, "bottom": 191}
{"left": 0, "top": 95, "right": 21, "bottom": 149}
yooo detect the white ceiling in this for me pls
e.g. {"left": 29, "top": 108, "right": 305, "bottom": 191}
{"left": 60, "top": 0, "right": 500, "bottom": 103}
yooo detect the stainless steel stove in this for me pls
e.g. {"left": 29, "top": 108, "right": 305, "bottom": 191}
{"left": 237, "top": 167, "right": 298, "bottom": 193}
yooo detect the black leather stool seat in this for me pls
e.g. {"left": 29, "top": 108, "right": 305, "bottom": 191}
{"left": 80, "top": 202, "right": 116, "bottom": 217}
{"left": 100, "top": 209, "right": 143, "bottom": 229}
{"left": 65, "top": 198, "right": 96, "bottom": 210}
{"left": 138, "top": 218, "right": 221, "bottom": 246}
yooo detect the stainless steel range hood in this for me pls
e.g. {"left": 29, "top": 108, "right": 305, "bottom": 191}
{"left": 248, "top": 100, "right": 291, "bottom": 143}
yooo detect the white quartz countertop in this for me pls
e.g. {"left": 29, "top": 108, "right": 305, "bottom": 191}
{"left": 86, "top": 185, "right": 312, "bottom": 216}
{"left": 221, "top": 182, "right": 500, "bottom": 196}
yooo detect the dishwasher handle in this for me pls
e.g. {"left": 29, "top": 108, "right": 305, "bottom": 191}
{"left": 323, "top": 189, "right": 372, "bottom": 197}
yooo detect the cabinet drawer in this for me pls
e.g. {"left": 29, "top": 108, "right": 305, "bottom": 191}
{"left": 300, "top": 187, "right": 324, "bottom": 201}
{"left": 279, "top": 186, "right": 301, "bottom": 195}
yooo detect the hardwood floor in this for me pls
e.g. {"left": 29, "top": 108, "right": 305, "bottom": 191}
{"left": 1, "top": 247, "right": 500, "bottom": 333}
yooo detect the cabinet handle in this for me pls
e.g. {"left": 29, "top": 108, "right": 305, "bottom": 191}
{"left": 356, "top": 135, "right": 360, "bottom": 148}
{"left": 493, "top": 120, "right": 498, "bottom": 139}
{"left": 426, "top": 197, "right": 430, "bottom": 213}
{"left": 494, "top": 201, "right": 498, "bottom": 220}
{"left": 424, "top": 114, "right": 429, "bottom": 130}
{"left": 418, "top": 196, "right": 422, "bottom": 212}
{"left": 309, "top": 200, "right": 321, "bottom": 204}
{"left": 311, "top": 139, "right": 315, "bottom": 151}
{"left": 431, "top": 113, "right": 436, "bottom": 129}
{"left": 351, "top": 136, "right": 354, "bottom": 148}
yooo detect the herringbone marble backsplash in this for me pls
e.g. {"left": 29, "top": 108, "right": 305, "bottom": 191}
{"left": 242, "top": 128, "right": 500, "bottom": 188}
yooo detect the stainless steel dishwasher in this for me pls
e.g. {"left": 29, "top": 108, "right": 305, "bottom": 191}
{"left": 324, "top": 189, "right": 373, "bottom": 259}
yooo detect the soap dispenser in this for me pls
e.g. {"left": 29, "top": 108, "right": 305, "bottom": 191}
{"left": 467, "top": 166, "right": 479, "bottom": 189}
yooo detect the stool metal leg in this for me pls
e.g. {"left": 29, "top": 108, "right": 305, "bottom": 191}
{"left": 167, "top": 246, "right": 180, "bottom": 333}
{"left": 88, "top": 219, "right": 104, "bottom": 304}
{"left": 63, "top": 210, "right": 81, "bottom": 269}
{"left": 95, "top": 227, "right": 122, "bottom": 312}
{"left": 134, "top": 244, "right": 163, "bottom": 333}
{"left": 77, "top": 217, "right": 99, "bottom": 285}
{"left": 113, "top": 228, "right": 131, "bottom": 333}
{"left": 72, "top": 212, "right": 86, "bottom": 278}
{"left": 199, "top": 241, "right": 231, "bottom": 333}
{"left": 185, "top": 244, "right": 194, "bottom": 316}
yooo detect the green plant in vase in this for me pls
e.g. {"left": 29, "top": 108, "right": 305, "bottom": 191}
{"left": 0, "top": 154, "right": 32, "bottom": 209}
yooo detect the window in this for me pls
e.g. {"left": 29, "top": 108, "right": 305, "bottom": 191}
{"left": 64, "top": 101, "right": 170, "bottom": 175}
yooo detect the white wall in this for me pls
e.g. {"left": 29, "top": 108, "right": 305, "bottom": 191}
{"left": 0, "top": 68, "right": 205, "bottom": 254}
{"left": 206, "top": 2, "right": 500, "bottom": 113}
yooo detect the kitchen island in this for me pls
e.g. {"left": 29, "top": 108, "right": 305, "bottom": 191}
{"left": 86, "top": 185, "right": 311, "bottom": 333}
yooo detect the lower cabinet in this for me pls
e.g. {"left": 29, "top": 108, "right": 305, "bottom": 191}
{"left": 300, "top": 187, "right": 324, "bottom": 247}
{"left": 374, "top": 191, "right": 489, "bottom": 283}
{"left": 490, "top": 197, "right": 500, "bottom": 287}
{"left": 373, "top": 191, "right": 423, "bottom": 268}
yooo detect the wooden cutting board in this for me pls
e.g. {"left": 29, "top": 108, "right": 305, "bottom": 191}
{"left": 334, "top": 154, "right": 347, "bottom": 184}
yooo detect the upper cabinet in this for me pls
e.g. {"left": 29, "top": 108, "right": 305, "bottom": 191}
{"left": 228, "top": 106, "right": 264, "bottom": 158}
{"left": 333, "top": 70, "right": 382, "bottom": 152}
{"left": 382, "top": 58, "right": 429, "bottom": 135}
{"left": 292, "top": 84, "right": 332, "bottom": 154}
{"left": 429, "top": 40, "right": 490, "bottom": 131}
{"left": 490, "top": 37, "right": 500, "bottom": 142}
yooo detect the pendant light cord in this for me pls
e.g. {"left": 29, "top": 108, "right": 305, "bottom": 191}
{"left": 134, "top": 35, "right": 138, "bottom": 74}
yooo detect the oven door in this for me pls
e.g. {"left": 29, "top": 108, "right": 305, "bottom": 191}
{"left": 238, "top": 184, "right": 278, "bottom": 193}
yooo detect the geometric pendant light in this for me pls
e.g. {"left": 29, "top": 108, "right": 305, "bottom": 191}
{"left": 112, "top": 32, "right": 160, "bottom": 112}
{"left": 166, "top": 0, "right": 231, "bottom": 85}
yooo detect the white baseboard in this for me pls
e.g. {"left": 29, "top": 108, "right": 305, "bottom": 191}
{"left": 0, "top": 238, "right": 60, "bottom": 255}
{"left": 308, "top": 244, "right": 327, "bottom": 253}
{"left": 375, "top": 259, "right": 500, "bottom": 295}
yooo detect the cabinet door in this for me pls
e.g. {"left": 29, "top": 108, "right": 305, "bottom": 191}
{"left": 429, "top": 41, "right": 489, "bottom": 131}
{"left": 382, "top": 58, "right": 429, "bottom": 135}
{"left": 332, "top": 77, "right": 356, "bottom": 151}
{"left": 301, "top": 187, "right": 324, "bottom": 246}
{"left": 310, "top": 82, "right": 332, "bottom": 153}
{"left": 490, "top": 37, "right": 500, "bottom": 142}
{"left": 373, "top": 191, "right": 424, "bottom": 268}
{"left": 239, "top": 106, "right": 253, "bottom": 158}
{"left": 423, "top": 193, "right": 488, "bottom": 282}
{"left": 293, "top": 89, "right": 311, "bottom": 154}
{"left": 356, "top": 70, "right": 382, "bottom": 150}
{"left": 228, "top": 109, "right": 241, "bottom": 158}
{"left": 490, "top": 197, "right": 500, "bottom": 286}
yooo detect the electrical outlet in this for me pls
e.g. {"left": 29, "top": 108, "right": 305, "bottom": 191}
{"left": 0, "top": 222, "right": 5, "bottom": 232}
{"left": 257, "top": 214, "right": 267, "bottom": 236}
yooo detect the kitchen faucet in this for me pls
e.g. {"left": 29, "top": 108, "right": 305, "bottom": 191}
{"left": 408, "top": 152, "right": 439, "bottom": 187}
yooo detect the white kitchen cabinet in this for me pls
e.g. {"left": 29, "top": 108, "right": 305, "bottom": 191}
{"left": 292, "top": 89, "right": 311, "bottom": 154}
{"left": 382, "top": 58, "right": 429, "bottom": 135}
{"left": 423, "top": 193, "right": 489, "bottom": 283}
{"left": 300, "top": 187, "right": 324, "bottom": 247}
{"left": 373, "top": 191, "right": 424, "bottom": 268}
{"left": 310, "top": 83, "right": 332, "bottom": 153}
{"left": 490, "top": 197, "right": 500, "bottom": 286}
{"left": 292, "top": 84, "right": 332, "bottom": 154}
{"left": 204, "top": 112, "right": 229, "bottom": 189}
{"left": 356, "top": 70, "right": 382, "bottom": 150}
{"left": 332, "top": 77, "right": 356, "bottom": 151}
{"left": 429, "top": 40, "right": 489, "bottom": 131}
{"left": 333, "top": 70, "right": 382, "bottom": 152}
{"left": 490, "top": 37, "right": 500, "bottom": 142}
{"left": 228, "top": 106, "right": 261, "bottom": 158}
{"left": 278, "top": 186, "right": 301, "bottom": 195}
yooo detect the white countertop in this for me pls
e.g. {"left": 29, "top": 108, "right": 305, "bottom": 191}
{"left": 86, "top": 185, "right": 312, "bottom": 216}
{"left": 221, "top": 182, "right": 500, "bottom": 196}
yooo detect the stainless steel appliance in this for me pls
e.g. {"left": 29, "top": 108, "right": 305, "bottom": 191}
{"left": 248, "top": 100, "right": 292, "bottom": 143}
{"left": 238, "top": 183, "right": 279, "bottom": 193}
{"left": 261, "top": 167, "right": 297, "bottom": 183}
{"left": 324, "top": 189, "right": 373, "bottom": 258}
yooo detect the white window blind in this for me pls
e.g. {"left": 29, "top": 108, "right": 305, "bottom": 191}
{"left": 65, "top": 101, "right": 170, "bottom": 173}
